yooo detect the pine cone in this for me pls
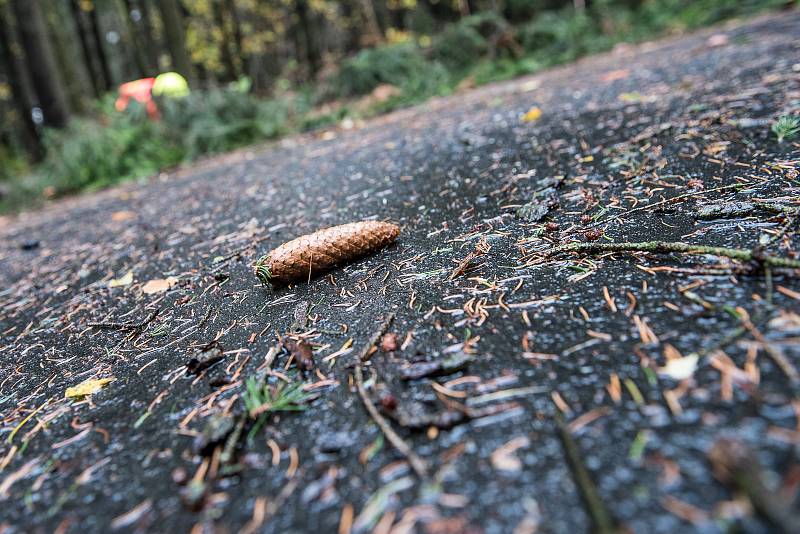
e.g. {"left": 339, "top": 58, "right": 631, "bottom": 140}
{"left": 255, "top": 221, "right": 400, "bottom": 285}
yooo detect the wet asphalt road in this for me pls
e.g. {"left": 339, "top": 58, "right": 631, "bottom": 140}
{"left": 1, "top": 10, "right": 800, "bottom": 534}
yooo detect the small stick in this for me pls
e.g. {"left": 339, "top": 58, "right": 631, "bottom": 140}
{"left": 544, "top": 241, "right": 800, "bottom": 270}
{"left": 740, "top": 317, "right": 799, "bottom": 383}
{"left": 352, "top": 314, "right": 428, "bottom": 477}
{"left": 555, "top": 412, "right": 618, "bottom": 534}
{"left": 709, "top": 439, "right": 800, "bottom": 533}
{"left": 583, "top": 182, "right": 753, "bottom": 230}
{"left": 88, "top": 309, "right": 161, "bottom": 331}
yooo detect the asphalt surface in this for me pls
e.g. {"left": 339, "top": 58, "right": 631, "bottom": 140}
{"left": 2, "top": 11, "right": 800, "bottom": 534}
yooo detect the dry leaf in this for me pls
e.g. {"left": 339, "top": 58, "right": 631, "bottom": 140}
{"left": 706, "top": 34, "right": 729, "bottom": 48}
{"left": 521, "top": 106, "right": 542, "bottom": 122}
{"left": 111, "top": 210, "right": 136, "bottom": 222}
{"left": 658, "top": 354, "right": 698, "bottom": 380}
{"left": 142, "top": 277, "right": 178, "bottom": 294}
{"left": 601, "top": 68, "right": 630, "bottom": 82}
{"left": 65, "top": 377, "right": 114, "bottom": 398}
{"left": 108, "top": 271, "right": 133, "bottom": 288}
{"left": 490, "top": 436, "right": 530, "bottom": 471}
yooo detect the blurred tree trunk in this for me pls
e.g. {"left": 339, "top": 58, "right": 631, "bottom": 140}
{"left": 212, "top": 0, "right": 238, "bottom": 81}
{"left": 358, "top": 0, "right": 383, "bottom": 46}
{"left": 47, "top": 1, "right": 91, "bottom": 114}
{"left": 10, "top": 0, "right": 70, "bottom": 128}
{"left": 0, "top": 6, "right": 41, "bottom": 159}
{"left": 69, "top": 0, "right": 102, "bottom": 98}
{"left": 224, "top": 0, "right": 250, "bottom": 79}
{"left": 294, "top": 0, "right": 320, "bottom": 80}
{"left": 87, "top": 2, "right": 114, "bottom": 91}
{"left": 137, "top": 0, "right": 160, "bottom": 71}
{"left": 122, "top": 0, "right": 155, "bottom": 76}
{"left": 157, "top": 0, "right": 195, "bottom": 84}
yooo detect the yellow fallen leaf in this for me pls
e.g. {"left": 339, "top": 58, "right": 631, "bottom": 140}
{"left": 619, "top": 91, "right": 642, "bottom": 102}
{"left": 142, "top": 277, "right": 178, "bottom": 294}
{"left": 108, "top": 271, "right": 133, "bottom": 288}
{"left": 521, "top": 106, "right": 542, "bottom": 122}
{"left": 65, "top": 377, "right": 114, "bottom": 399}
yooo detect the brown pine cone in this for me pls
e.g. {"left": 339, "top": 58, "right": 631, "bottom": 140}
{"left": 255, "top": 221, "right": 400, "bottom": 285}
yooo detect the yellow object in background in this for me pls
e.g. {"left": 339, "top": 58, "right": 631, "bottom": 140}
{"left": 521, "top": 106, "right": 542, "bottom": 122}
{"left": 152, "top": 72, "right": 190, "bottom": 98}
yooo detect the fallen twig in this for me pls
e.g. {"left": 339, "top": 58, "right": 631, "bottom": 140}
{"left": 583, "top": 182, "right": 753, "bottom": 230}
{"left": 695, "top": 200, "right": 798, "bottom": 220}
{"left": 544, "top": 241, "right": 800, "bottom": 270}
{"left": 709, "top": 439, "right": 800, "bottom": 533}
{"left": 88, "top": 308, "right": 161, "bottom": 331}
{"left": 555, "top": 412, "right": 619, "bottom": 534}
{"left": 352, "top": 313, "right": 428, "bottom": 478}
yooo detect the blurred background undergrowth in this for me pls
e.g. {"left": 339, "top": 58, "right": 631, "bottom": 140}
{"left": 0, "top": 0, "right": 792, "bottom": 212}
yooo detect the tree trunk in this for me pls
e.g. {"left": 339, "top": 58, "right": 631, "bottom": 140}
{"left": 224, "top": 0, "right": 249, "bottom": 78}
{"left": 294, "top": 0, "right": 320, "bottom": 80}
{"left": 69, "top": 0, "right": 102, "bottom": 98}
{"left": 212, "top": 0, "right": 238, "bottom": 82}
{"left": 358, "top": 0, "right": 383, "bottom": 46}
{"left": 0, "top": 6, "right": 41, "bottom": 159}
{"left": 87, "top": 2, "right": 113, "bottom": 91}
{"left": 137, "top": 0, "right": 160, "bottom": 71}
{"left": 10, "top": 0, "right": 70, "bottom": 128}
{"left": 157, "top": 0, "right": 195, "bottom": 85}
{"left": 47, "top": 0, "right": 91, "bottom": 114}
{"left": 122, "top": 0, "right": 153, "bottom": 76}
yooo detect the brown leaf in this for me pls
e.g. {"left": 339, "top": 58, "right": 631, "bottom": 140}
{"left": 111, "top": 210, "right": 136, "bottom": 222}
{"left": 287, "top": 339, "right": 314, "bottom": 372}
{"left": 490, "top": 436, "right": 529, "bottom": 472}
{"left": 142, "top": 277, "right": 178, "bottom": 294}
{"left": 380, "top": 333, "right": 399, "bottom": 352}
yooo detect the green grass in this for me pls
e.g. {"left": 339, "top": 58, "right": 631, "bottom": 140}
{"left": 254, "top": 255, "right": 272, "bottom": 285}
{"left": 243, "top": 377, "right": 310, "bottom": 417}
{"left": 0, "top": 0, "right": 791, "bottom": 213}
{"left": 772, "top": 115, "right": 800, "bottom": 143}
{"left": 243, "top": 377, "right": 311, "bottom": 440}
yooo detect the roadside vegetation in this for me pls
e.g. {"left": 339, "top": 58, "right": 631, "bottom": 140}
{"left": 0, "top": 0, "right": 792, "bottom": 212}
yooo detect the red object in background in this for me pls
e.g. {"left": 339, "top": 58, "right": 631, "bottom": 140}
{"left": 115, "top": 78, "right": 158, "bottom": 118}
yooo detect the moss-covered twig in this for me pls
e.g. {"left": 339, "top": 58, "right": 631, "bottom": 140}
{"left": 582, "top": 182, "right": 753, "bottom": 230}
{"left": 695, "top": 200, "right": 798, "bottom": 220}
{"left": 544, "top": 241, "right": 800, "bottom": 270}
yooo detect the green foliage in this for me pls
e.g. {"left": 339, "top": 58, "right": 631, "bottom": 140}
{"left": 243, "top": 376, "right": 312, "bottom": 440}
{"left": 159, "top": 87, "right": 289, "bottom": 159}
{"left": 9, "top": 86, "right": 293, "bottom": 202}
{"left": 431, "top": 12, "right": 517, "bottom": 71}
{"left": 41, "top": 113, "right": 183, "bottom": 194}
{"left": 519, "top": 9, "right": 610, "bottom": 65}
{"left": 431, "top": 18, "right": 490, "bottom": 71}
{"left": 1, "top": 0, "right": 792, "bottom": 212}
{"left": 0, "top": 144, "right": 28, "bottom": 183}
{"left": 772, "top": 115, "right": 800, "bottom": 143}
{"left": 331, "top": 43, "right": 448, "bottom": 98}
{"left": 471, "top": 56, "right": 543, "bottom": 86}
{"left": 635, "top": 0, "right": 789, "bottom": 31}
{"left": 243, "top": 377, "right": 310, "bottom": 417}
